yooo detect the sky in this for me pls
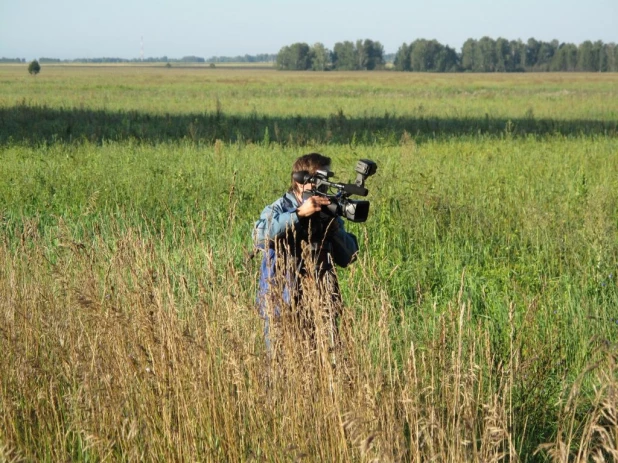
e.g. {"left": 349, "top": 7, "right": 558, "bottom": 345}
{"left": 1, "top": 0, "right": 616, "bottom": 60}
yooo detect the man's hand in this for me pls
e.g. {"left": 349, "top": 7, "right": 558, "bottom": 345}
{"left": 296, "top": 195, "right": 330, "bottom": 218}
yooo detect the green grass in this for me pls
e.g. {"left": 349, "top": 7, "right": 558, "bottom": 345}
{"left": 2, "top": 66, "right": 618, "bottom": 119}
{"left": 1, "top": 65, "right": 617, "bottom": 461}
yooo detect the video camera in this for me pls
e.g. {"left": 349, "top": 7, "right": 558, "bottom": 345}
{"left": 293, "top": 159, "right": 377, "bottom": 223}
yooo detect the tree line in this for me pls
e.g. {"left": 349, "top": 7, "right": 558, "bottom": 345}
{"left": 206, "top": 54, "right": 276, "bottom": 63}
{"left": 5, "top": 38, "right": 617, "bottom": 71}
{"left": 277, "top": 37, "right": 618, "bottom": 72}
{"left": 2, "top": 56, "right": 209, "bottom": 64}
{"left": 1, "top": 54, "right": 277, "bottom": 65}
{"left": 60, "top": 56, "right": 207, "bottom": 63}
{"left": 277, "top": 40, "right": 386, "bottom": 71}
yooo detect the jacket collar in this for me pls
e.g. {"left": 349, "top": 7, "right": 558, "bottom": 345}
{"left": 284, "top": 190, "right": 301, "bottom": 208}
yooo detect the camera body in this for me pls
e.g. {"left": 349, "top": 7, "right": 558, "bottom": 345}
{"left": 295, "top": 159, "right": 377, "bottom": 223}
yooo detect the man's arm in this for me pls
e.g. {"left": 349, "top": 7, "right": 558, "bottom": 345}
{"left": 254, "top": 199, "right": 299, "bottom": 244}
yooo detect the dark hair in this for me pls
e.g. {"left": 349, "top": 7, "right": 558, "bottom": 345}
{"left": 290, "top": 153, "right": 332, "bottom": 192}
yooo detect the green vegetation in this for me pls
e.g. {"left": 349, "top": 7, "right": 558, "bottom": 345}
{"left": 277, "top": 39, "right": 386, "bottom": 70}
{"left": 276, "top": 37, "right": 618, "bottom": 72}
{"left": 5, "top": 54, "right": 277, "bottom": 65}
{"left": 27, "top": 59, "right": 40, "bottom": 76}
{"left": 0, "top": 57, "right": 26, "bottom": 63}
{"left": 207, "top": 53, "right": 277, "bottom": 63}
{"left": 0, "top": 65, "right": 617, "bottom": 461}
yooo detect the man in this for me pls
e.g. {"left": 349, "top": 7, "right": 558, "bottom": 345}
{"left": 254, "top": 153, "right": 359, "bottom": 352}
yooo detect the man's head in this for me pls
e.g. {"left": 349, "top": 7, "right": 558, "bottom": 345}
{"left": 290, "top": 152, "right": 332, "bottom": 193}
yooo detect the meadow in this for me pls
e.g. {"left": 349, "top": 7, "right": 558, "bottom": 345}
{"left": 0, "top": 64, "right": 617, "bottom": 461}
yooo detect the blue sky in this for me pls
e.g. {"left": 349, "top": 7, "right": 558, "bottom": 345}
{"left": 1, "top": 0, "right": 616, "bottom": 60}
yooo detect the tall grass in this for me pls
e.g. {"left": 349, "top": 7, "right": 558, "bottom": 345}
{"left": 1, "top": 67, "right": 617, "bottom": 460}
{"left": 1, "top": 212, "right": 616, "bottom": 461}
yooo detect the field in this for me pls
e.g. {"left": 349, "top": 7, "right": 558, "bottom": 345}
{"left": 1, "top": 65, "right": 617, "bottom": 462}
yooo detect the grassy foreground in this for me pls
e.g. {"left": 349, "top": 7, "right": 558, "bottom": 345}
{"left": 0, "top": 66, "right": 617, "bottom": 461}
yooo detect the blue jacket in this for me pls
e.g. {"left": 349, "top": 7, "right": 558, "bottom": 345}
{"left": 254, "top": 191, "right": 358, "bottom": 317}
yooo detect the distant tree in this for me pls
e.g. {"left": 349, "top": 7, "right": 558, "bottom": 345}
{"left": 592, "top": 40, "right": 605, "bottom": 71}
{"left": 509, "top": 40, "right": 526, "bottom": 71}
{"left": 477, "top": 36, "right": 497, "bottom": 71}
{"left": 434, "top": 44, "right": 459, "bottom": 72}
{"left": 409, "top": 39, "right": 430, "bottom": 71}
{"left": 355, "top": 39, "right": 367, "bottom": 70}
{"left": 577, "top": 40, "right": 597, "bottom": 71}
{"left": 393, "top": 43, "right": 411, "bottom": 71}
{"left": 28, "top": 59, "right": 40, "bottom": 76}
{"left": 597, "top": 41, "right": 609, "bottom": 72}
{"left": 276, "top": 43, "right": 311, "bottom": 70}
{"left": 603, "top": 43, "right": 618, "bottom": 72}
{"left": 395, "top": 39, "right": 457, "bottom": 72}
{"left": 551, "top": 43, "right": 578, "bottom": 71}
{"left": 292, "top": 42, "right": 311, "bottom": 70}
{"left": 461, "top": 39, "right": 477, "bottom": 71}
{"left": 532, "top": 40, "right": 558, "bottom": 71}
{"left": 309, "top": 42, "right": 331, "bottom": 71}
{"left": 523, "top": 38, "right": 538, "bottom": 68}
{"left": 332, "top": 41, "right": 357, "bottom": 70}
{"left": 276, "top": 45, "right": 291, "bottom": 69}
{"left": 495, "top": 38, "right": 510, "bottom": 72}
{"left": 363, "top": 39, "right": 385, "bottom": 70}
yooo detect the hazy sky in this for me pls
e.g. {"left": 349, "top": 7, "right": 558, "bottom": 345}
{"left": 1, "top": 0, "right": 616, "bottom": 60}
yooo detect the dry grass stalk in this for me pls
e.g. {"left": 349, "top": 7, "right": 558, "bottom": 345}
{"left": 1, "top": 226, "right": 615, "bottom": 461}
{"left": 538, "top": 348, "right": 618, "bottom": 462}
